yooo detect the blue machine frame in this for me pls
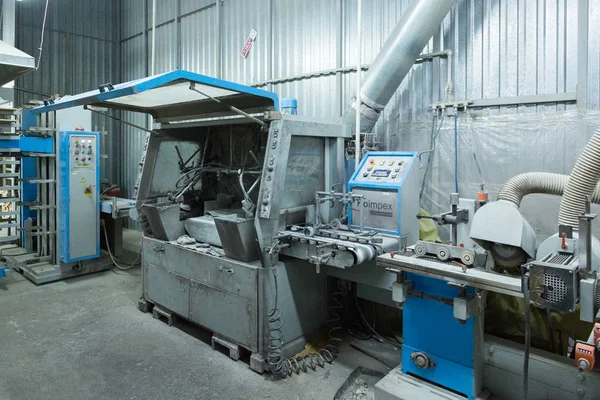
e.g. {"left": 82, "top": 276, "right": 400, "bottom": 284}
{"left": 58, "top": 131, "right": 101, "bottom": 263}
{"left": 347, "top": 151, "right": 418, "bottom": 236}
{"left": 402, "top": 275, "right": 478, "bottom": 399}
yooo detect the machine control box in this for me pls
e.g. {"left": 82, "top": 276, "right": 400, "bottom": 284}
{"left": 348, "top": 152, "right": 419, "bottom": 243}
{"left": 353, "top": 155, "right": 414, "bottom": 183}
{"left": 58, "top": 131, "right": 100, "bottom": 263}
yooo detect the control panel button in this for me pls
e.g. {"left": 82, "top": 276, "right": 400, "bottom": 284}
{"left": 388, "top": 161, "right": 394, "bottom": 166}
{"left": 391, "top": 174, "right": 397, "bottom": 179}
{"left": 367, "top": 167, "right": 373, "bottom": 172}
{"left": 363, "top": 172, "right": 369, "bottom": 177}
{"left": 369, "top": 159, "right": 374, "bottom": 165}
{"left": 394, "top": 167, "right": 400, "bottom": 172}
{"left": 82, "top": 157, "right": 86, "bottom": 162}
{"left": 379, "top": 161, "right": 385, "bottom": 166}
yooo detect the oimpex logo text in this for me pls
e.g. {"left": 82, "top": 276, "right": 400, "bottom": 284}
{"left": 363, "top": 200, "right": 393, "bottom": 211}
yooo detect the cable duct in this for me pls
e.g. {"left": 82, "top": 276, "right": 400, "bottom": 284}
{"left": 558, "top": 128, "right": 600, "bottom": 228}
{"left": 497, "top": 172, "right": 600, "bottom": 208}
{"left": 340, "top": 0, "right": 455, "bottom": 133}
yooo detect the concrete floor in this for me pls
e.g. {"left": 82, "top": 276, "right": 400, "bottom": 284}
{"left": 0, "top": 230, "right": 393, "bottom": 400}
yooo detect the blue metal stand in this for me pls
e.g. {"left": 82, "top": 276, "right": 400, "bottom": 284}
{"left": 402, "top": 274, "right": 479, "bottom": 399}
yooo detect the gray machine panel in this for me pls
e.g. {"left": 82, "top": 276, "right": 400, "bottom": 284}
{"left": 350, "top": 189, "right": 399, "bottom": 232}
{"left": 142, "top": 237, "right": 259, "bottom": 351}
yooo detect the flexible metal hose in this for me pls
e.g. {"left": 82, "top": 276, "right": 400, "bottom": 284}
{"left": 559, "top": 128, "right": 600, "bottom": 228}
{"left": 498, "top": 172, "right": 600, "bottom": 208}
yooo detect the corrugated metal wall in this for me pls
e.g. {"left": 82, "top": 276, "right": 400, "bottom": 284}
{"left": 14, "top": 0, "right": 119, "bottom": 182}
{"left": 117, "top": 0, "right": 595, "bottom": 188}
{"left": 116, "top": 0, "right": 600, "bottom": 228}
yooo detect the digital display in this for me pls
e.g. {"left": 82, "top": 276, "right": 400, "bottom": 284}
{"left": 372, "top": 169, "right": 391, "bottom": 178}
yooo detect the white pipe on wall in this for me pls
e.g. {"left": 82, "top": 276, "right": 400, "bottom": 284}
{"left": 355, "top": 0, "right": 362, "bottom": 170}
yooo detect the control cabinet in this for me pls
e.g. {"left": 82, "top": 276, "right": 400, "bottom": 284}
{"left": 58, "top": 131, "right": 100, "bottom": 263}
{"left": 347, "top": 152, "right": 419, "bottom": 243}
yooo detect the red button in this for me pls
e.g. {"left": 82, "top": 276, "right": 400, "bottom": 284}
{"left": 82, "top": 157, "right": 86, "bottom": 162}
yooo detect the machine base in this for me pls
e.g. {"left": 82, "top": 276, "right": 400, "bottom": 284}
{"left": 139, "top": 295, "right": 309, "bottom": 374}
{"left": 2, "top": 246, "right": 113, "bottom": 284}
{"left": 375, "top": 366, "right": 491, "bottom": 400}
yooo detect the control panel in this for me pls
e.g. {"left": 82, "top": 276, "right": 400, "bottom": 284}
{"left": 354, "top": 155, "right": 414, "bottom": 183}
{"left": 58, "top": 131, "right": 100, "bottom": 263}
{"left": 347, "top": 152, "right": 419, "bottom": 244}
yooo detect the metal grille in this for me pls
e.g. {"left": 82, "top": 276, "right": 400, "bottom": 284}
{"left": 543, "top": 252, "right": 574, "bottom": 265}
{"left": 542, "top": 273, "right": 567, "bottom": 304}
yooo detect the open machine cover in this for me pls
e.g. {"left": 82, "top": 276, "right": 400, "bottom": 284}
{"left": 29, "top": 70, "right": 279, "bottom": 122}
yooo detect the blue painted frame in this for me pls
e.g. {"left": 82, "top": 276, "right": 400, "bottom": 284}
{"left": 347, "top": 151, "right": 417, "bottom": 235}
{"left": 21, "top": 70, "right": 280, "bottom": 130}
{"left": 403, "top": 274, "right": 478, "bottom": 399}
{"left": 58, "top": 131, "right": 101, "bottom": 263}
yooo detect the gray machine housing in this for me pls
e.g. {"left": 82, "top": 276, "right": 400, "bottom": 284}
{"left": 135, "top": 112, "right": 350, "bottom": 369}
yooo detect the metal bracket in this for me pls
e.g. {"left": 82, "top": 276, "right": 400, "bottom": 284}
{"left": 392, "top": 279, "right": 413, "bottom": 303}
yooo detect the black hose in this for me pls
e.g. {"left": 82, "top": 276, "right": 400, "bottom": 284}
{"left": 522, "top": 272, "right": 531, "bottom": 400}
{"left": 353, "top": 289, "right": 401, "bottom": 349}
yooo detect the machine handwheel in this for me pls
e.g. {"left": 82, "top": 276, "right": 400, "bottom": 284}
{"left": 414, "top": 243, "right": 428, "bottom": 257}
{"left": 460, "top": 251, "right": 475, "bottom": 266}
{"left": 436, "top": 246, "right": 450, "bottom": 261}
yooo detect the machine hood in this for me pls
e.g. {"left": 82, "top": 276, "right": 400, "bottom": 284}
{"left": 0, "top": 40, "right": 35, "bottom": 86}
{"left": 25, "top": 70, "right": 279, "bottom": 123}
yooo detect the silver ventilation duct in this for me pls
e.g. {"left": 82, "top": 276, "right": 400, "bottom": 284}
{"left": 341, "top": 0, "right": 455, "bottom": 133}
{"left": 0, "top": 40, "right": 35, "bottom": 87}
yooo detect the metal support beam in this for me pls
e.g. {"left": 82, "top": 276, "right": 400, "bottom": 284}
{"left": 176, "top": 0, "right": 182, "bottom": 70}
{"left": 336, "top": 0, "right": 343, "bottom": 117}
{"left": 215, "top": 0, "right": 222, "bottom": 78}
{"left": 469, "top": 92, "right": 577, "bottom": 108}
{"left": 577, "top": 0, "right": 589, "bottom": 109}
{"left": 2, "top": 0, "right": 16, "bottom": 45}
{"left": 266, "top": 0, "right": 273, "bottom": 92}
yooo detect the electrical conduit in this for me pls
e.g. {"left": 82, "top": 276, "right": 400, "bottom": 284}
{"left": 498, "top": 172, "right": 600, "bottom": 208}
{"left": 558, "top": 127, "right": 600, "bottom": 228}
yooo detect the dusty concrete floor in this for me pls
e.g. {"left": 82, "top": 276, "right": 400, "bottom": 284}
{"left": 0, "top": 231, "right": 393, "bottom": 400}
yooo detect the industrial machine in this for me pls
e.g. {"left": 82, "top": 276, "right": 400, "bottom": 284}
{"left": 8, "top": 0, "right": 599, "bottom": 399}
{"left": 0, "top": 104, "right": 135, "bottom": 283}
{"left": 28, "top": 70, "right": 420, "bottom": 373}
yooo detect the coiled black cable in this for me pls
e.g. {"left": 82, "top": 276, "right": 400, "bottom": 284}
{"left": 267, "top": 271, "right": 344, "bottom": 379}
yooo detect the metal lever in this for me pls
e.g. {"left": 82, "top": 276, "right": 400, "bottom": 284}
{"left": 189, "top": 83, "right": 266, "bottom": 128}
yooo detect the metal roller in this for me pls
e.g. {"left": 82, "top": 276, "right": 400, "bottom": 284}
{"left": 460, "top": 250, "right": 475, "bottom": 266}
{"left": 436, "top": 246, "right": 450, "bottom": 261}
{"left": 414, "top": 242, "right": 428, "bottom": 257}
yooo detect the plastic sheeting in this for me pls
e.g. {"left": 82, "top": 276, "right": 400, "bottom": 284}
{"left": 393, "top": 109, "right": 600, "bottom": 243}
